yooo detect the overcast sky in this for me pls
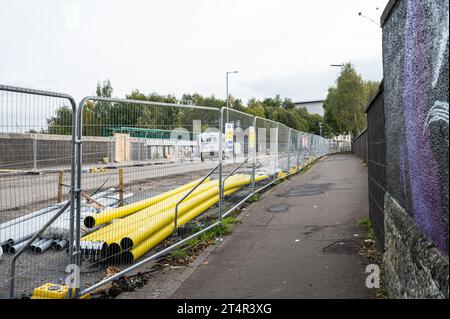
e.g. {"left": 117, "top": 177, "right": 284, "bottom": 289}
{"left": 0, "top": 0, "right": 388, "bottom": 104}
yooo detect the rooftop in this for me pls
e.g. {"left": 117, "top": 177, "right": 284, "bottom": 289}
{"left": 293, "top": 99, "right": 325, "bottom": 105}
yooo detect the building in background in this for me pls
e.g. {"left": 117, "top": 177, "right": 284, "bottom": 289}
{"left": 332, "top": 134, "right": 352, "bottom": 142}
{"left": 293, "top": 99, "right": 325, "bottom": 116}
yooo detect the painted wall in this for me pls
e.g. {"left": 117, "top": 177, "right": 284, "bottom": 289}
{"left": 382, "top": 0, "right": 449, "bottom": 253}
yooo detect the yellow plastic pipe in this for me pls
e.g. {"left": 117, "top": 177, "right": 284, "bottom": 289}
{"left": 119, "top": 175, "right": 267, "bottom": 250}
{"left": 82, "top": 174, "right": 267, "bottom": 255}
{"left": 123, "top": 187, "right": 240, "bottom": 262}
{"left": 96, "top": 180, "right": 225, "bottom": 255}
{"left": 81, "top": 176, "right": 246, "bottom": 242}
{"left": 277, "top": 171, "right": 287, "bottom": 179}
{"left": 81, "top": 179, "right": 221, "bottom": 242}
{"left": 83, "top": 175, "right": 248, "bottom": 240}
{"left": 83, "top": 178, "right": 210, "bottom": 228}
{"left": 81, "top": 176, "right": 247, "bottom": 253}
{"left": 116, "top": 179, "right": 238, "bottom": 249}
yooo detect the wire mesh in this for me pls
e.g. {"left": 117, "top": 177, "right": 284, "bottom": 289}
{"left": 1, "top": 84, "right": 342, "bottom": 298}
{"left": 76, "top": 97, "right": 225, "bottom": 293}
{"left": 0, "top": 85, "right": 76, "bottom": 299}
{"left": 220, "top": 108, "right": 257, "bottom": 217}
{"left": 277, "top": 123, "right": 291, "bottom": 173}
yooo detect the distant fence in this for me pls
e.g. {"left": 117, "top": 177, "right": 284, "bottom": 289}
{"left": 352, "top": 83, "right": 386, "bottom": 251}
{"left": 352, "top": 129, "right": 368, "bottom": 163}
{"left": 365, "top": 84, "right": 386, "bottom": 251}
{"left": 0, "top": 132, "right": 199, "bottom": 171}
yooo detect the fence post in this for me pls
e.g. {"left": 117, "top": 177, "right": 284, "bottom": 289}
{"left": 57, "top": 171, "right": 64, "bottom": 203}
{"left": 74, "top": 97, "right": 88, "bottom": 299}
{"left": 297, "top": 134, "right": 300, "bottom": 170}
{"left": 218, "top": 108, "right": 224, "bottom": 221}
{"left": 287, "top": 128, "right": 291, "bottom": 174}
{"left": 274, "top": 123, "right": 279, "bottom": 181}
{"left": 32, "top": 135, "right": 37, "bottom": 172}
{"left": 119, "top": 168, "right": 124, "bottom": 207}
{"left": 251, "top": 116, "right": 256, "bottom": 194}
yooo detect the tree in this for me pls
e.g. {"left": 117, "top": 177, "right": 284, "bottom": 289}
{"left": 306, "top": 113, "right": 324, "bottom": 136}
{"left": 363, "top": 80, "right": 380, "bottom": 104}
{"left": 46, "top": 105, "right": 73, "bottom": 135}
{"left": 246, "top": 98, "right": 266, "bottom": 118}
{"left": 87, "top": 80, "right": 115, "bottom": 136}
{"left": 281, "top": 98, "right": 295, "bottom": 110}
{"left": 46, "top": 80, "right": 334, "bottom": 138}
{"left": 323, "top": 63, "right": 379, "bottom": 136}
{"left": 272, "top": 108, "right": 308, "bottom": 132}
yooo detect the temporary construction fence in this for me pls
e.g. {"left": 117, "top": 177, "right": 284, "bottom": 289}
{"left": 0, "top": 84, "right": 344, "bottom": 299}
{"left": 0, "top": 85, "right": 77, "bottom": 299}
{"left": 73, "top": 97, "right": 223, "bottom": 297}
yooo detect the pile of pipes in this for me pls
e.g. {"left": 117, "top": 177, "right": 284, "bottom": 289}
{"left": 80, "top": 174, "right": 268, "bottom": 263}
{"left": 0, "top": 188, "right": 133, "bottom": 256}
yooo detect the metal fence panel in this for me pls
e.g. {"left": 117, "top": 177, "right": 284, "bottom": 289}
{"left": 0, "top": 85, "right": 77, "bottom": 299}
{"left": 255, "top": 116, "right": 279, "bottom": 177}
{"left": 277, "top": 123, "right": 291, "bottom": 173}
{"left": 220, "top": 107, "right": 257, "bottom": 219}
{"left": 289, "top": 129, "right": 300, "bottom": 172}
{"left": 366, "top": 87, "right": 386, "bottom": 251}
{"left": 75, "top": 97, "right": 224, "bottom": 295}
{"left": 352, "top": 130, "right": 368, "bottom": 163}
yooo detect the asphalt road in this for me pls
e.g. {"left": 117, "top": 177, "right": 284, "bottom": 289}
{"left": 170, "top": 153, "right": 376, "bottom": 298}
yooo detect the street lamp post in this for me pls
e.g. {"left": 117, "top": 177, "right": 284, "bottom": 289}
{"left": 226, "top": 71, "right": 238, "bottom": 108}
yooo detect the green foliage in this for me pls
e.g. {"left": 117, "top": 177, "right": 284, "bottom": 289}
{"left": 358, "top": 216, "right": 376, "bottom": 241}
{"left": 248, "top": 193, "right": 260, "bottom": 203}
{"left": 246, "top": 98, "right": 266, "bottom": 118}
{"left": 46, "top": 105, "right": 73, "bottom": 135}
{"left": 47, "top": 75, "right": 376, "bottom": 137}
{"left": 180, "top": 93, "right": 226, "bottom": 109}
{"left": 272, "top": 108, "right": 308, "bottom": 132}
{"left": 323, "top": 63, "right": 380, "bottom": 136}
{"left": 306, "top": 113, "right": 323, "bottom": 136}
{"left": 170, "top": 249, "right": 189, "bottom": 259}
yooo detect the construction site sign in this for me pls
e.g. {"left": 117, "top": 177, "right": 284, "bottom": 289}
{"left": 249, "top": 126, "right": 255, "bottom": 149}
{"left": 302, "top": 135, "right": 309, "bottom": 148}
{"left": 199, "top": 132, "right": 219, "bottom": 152}
{"left": 225, "top": 123, "right": 234, "bottom": 151}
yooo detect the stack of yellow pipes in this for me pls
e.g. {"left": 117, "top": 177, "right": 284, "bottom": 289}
{"left": 81, "top": 174, "right": 268, "bottom": 262}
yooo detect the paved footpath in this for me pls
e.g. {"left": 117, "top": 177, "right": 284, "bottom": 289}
{"left": 170, "top": 153, "right": 376, "bottom": 298}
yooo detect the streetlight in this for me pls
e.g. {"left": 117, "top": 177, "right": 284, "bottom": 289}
{"left": 226, "top": 71, "right": 238, "bottom": 108}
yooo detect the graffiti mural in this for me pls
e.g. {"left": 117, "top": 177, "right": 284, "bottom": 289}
{"left": 384, "top": 0, "right": 449, "bottom": 253}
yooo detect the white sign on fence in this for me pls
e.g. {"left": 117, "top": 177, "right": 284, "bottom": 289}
{"left": 199, "top": 132, "right": 220, "bottom": 152}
